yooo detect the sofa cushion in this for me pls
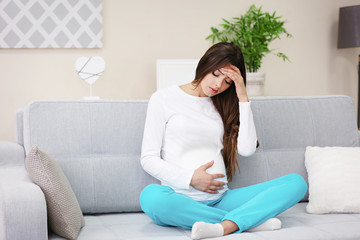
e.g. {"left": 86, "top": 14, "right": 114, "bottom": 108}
{"left": 229, "top": 96, "right": 360, "bottom": 202}
{"left": 47, "top": 203, "right": 360, "bottom": 240}
{"left": 25, "top": 145, "right": 85, "bottom": 240}
{"left": 305, "top": 146, "right": 360, "bottom": 214}
{"left": 22, "top": 101, "right": 160, "bottom": 214}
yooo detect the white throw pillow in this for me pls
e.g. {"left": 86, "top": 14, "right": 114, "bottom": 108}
{"left": 305, "top": 146, "right": 360, "bottom": 214}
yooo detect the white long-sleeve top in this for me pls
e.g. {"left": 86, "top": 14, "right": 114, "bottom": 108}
{"left": 140, "top": 86, "right": 257, "bottom": 201}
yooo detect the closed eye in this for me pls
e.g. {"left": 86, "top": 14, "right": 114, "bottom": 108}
{"left": 212, "top": 71, "right": 219, "bottom": 77}
{"left": 213, "top": 70, "right": 231, "bottom": 84}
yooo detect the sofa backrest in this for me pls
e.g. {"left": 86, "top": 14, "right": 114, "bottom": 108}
{"left": 18, "top": 96, "right": 359, "bottom": 213}
{"left": 20, "top": 100, "right": 159, "bottom": 214}
{"left": 229, "top": 95, "right": 360, "bottom": 201}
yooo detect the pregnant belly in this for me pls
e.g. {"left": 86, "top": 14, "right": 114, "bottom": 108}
{"left": 177, "top": 147, "right": 227, "bottom": 182}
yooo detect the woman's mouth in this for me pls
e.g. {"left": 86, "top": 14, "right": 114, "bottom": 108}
{"left": 210, "top": 87, "right": 218, "bottom": 94}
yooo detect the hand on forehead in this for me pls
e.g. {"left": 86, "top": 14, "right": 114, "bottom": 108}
{"left": 220, "top": 65, "right": 240, "bottom": 73}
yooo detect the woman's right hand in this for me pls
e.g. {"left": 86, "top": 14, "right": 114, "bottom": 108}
{"left": 190, "top": 160, "right": 226, "bottom": 194}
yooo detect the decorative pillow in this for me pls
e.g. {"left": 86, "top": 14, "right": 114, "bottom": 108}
{"left": 305, "top": 146, "right": 360, "bottom": 214}
{"left": 25, "top": 146, "right": 85, "bottom": 240}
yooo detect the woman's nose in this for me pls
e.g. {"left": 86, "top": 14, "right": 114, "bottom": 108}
{"left": 215, "top": 79, "right": 223, "bottom": 89}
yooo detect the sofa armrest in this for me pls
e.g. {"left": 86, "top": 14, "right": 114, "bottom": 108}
{"left": 0, "top": 142, "right": 48, "bottom": 240}
{"left": 0, "top": 141, "right": 25, "bottom": 167}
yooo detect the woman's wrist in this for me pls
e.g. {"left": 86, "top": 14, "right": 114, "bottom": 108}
{"left": 237, "top": 95, "right": 249, "bottom": 102}
{"left": 235, "top": 82, "right": 249, "bottom": 102}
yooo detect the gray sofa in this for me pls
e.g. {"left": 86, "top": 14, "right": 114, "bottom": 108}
{"left": 1, "top": 95, "right": 360, "bottom": 240}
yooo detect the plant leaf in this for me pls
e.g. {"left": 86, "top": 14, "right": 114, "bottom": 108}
{"left": 205, "top": 4, "right": 291, "bottom": 71}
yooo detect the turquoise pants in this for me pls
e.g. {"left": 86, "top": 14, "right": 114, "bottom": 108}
{"left": 140, "top": 173, "right": 307, "bottom": 232}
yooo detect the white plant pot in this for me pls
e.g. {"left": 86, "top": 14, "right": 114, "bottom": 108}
{"left": 246, "top": 72, "right": 265, "bottom": 97}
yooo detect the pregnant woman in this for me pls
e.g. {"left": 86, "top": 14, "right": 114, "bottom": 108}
{"left": 140, "top": 42, "right": 307, "bottom": 239}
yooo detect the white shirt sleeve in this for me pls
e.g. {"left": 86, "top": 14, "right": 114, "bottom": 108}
{"left": 140, "top": 92, "right": 194, "bottom": 189}
{"left": 237, "top": 101, "right": 258, "bottom": 157}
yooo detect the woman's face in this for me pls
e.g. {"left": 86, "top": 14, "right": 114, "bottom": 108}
{"left": 199, "top": 68, "right": 233, "bottom": 97}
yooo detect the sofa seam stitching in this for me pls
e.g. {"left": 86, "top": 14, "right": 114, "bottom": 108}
{"left": 306, "top": 101, "right": 317, "bottom": 146}
{"left": 89, "top": 104, "right": 97, "bottom": 213}
{"left": 256, "top": 101, "right": 269, "bottom": 180}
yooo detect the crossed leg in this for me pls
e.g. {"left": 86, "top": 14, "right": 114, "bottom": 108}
{"left": 140, "top": 174, "right": 307, "bottom": 239}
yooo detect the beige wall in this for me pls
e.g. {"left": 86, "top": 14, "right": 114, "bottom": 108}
{"left": 1, "top": 0, "right": 360, "bottom": 142}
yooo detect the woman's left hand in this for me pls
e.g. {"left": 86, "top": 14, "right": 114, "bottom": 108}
{"left": 221, "top": 65, "right": 249, "bottom": 102}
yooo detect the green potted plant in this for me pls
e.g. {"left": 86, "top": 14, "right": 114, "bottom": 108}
{"left": 206, "top": 4, "right": 292, "bottom": 96}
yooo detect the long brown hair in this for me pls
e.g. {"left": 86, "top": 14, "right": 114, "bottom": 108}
{"left": 193, "top": 42, "right": 246, "bottom": 182}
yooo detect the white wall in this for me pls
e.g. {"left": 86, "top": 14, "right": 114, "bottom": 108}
{"left": 1, "top": 0, "right": 360, "bottom": 141}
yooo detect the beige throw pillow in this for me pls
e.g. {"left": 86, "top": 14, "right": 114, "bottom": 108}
{"left": 25, "top": 146, "right": 85, "bottom": 240}
{"left": 305, "top": 146, "right": 360, "bottom": 214}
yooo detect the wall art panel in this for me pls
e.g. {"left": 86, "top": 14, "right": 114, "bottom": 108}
{"left": 0, "top": 0, "right": 102, "bottom": 48}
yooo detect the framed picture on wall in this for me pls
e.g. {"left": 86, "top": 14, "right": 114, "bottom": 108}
{"left": 156, "top": 59, "right": 199, "bottom": 90}
{"left": 0, "top": 0, "right": 102, "bottom": 48}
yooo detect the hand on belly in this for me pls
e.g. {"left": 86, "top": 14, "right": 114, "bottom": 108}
{"left": 178, "top": 147, "right": 228, "bottom": 193}
{"left": 190, "top": 160, "right": 227, "bottom": 194}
